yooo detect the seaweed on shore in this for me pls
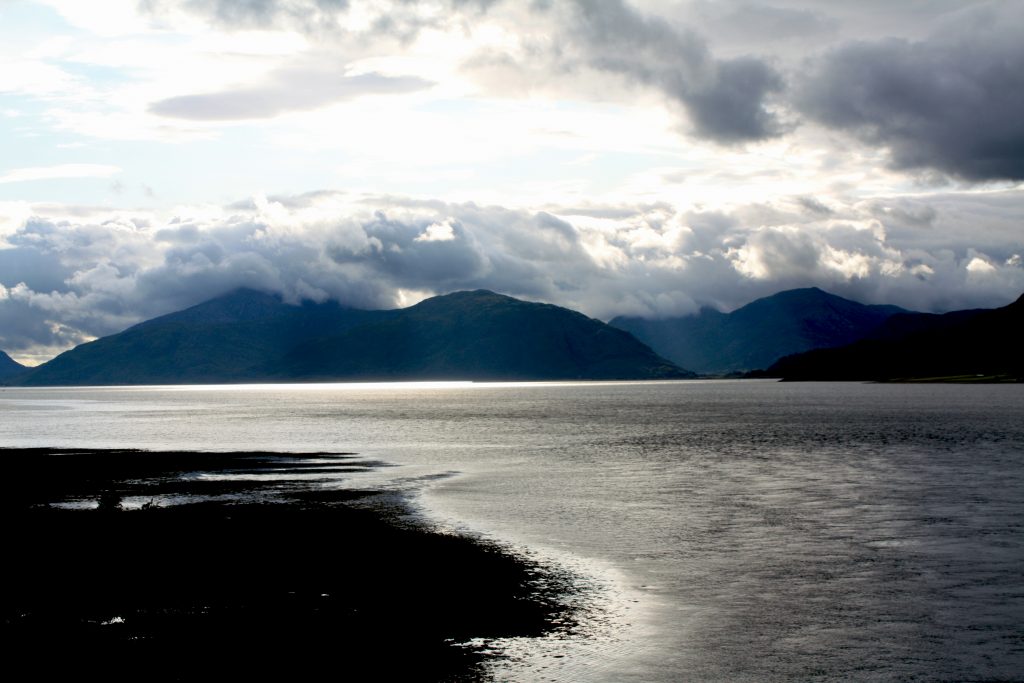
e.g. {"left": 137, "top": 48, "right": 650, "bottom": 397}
{"left": 1, "top": 448, "right": 578, "bottom": 681}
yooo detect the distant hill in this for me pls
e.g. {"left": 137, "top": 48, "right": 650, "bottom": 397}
{"left": 14, "top": 289, "right": 691, "bottom": 386}
{"left": 277, "top": 290, "right": 691, "bottom": 381}
{"left": 0, "top": 350, "right": 25, "bottom": 381}
{"left": 610, "top": 287, "right": 906, "bottom": 374}
{"left": 14, "top": 289, "right": 386, "bottom": 386}
{"left": 762, "top": 294, "right": 1024, "bottom": 381}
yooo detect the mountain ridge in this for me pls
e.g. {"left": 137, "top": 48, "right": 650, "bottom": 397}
{"left": 277, "top": 289, "right": 686, "bottom": 381}
{"left": 610, "top": 287, "right": 908, "bottom": 374}
{"left": 762, "top": 293, "right": 1023, "bottom": 381}
{"left": 0, "top": 350, "right": 25, "bottom": 380}
{"left": 11, "top": 288, "right": 691, "bottom": 386}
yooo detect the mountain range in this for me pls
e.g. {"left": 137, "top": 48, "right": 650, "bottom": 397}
{"left": 6, "top": 289, "right": 691, "bottom": 386}
{"left": 0, "top": 350, "right": 25, "bottom": 380}
{"left": 610, "top": 287, "right": 906, "bottom": 374}
{"left": 762, "top": 294, "right": 1023, "bottom": 382}
{"left": 3, "top": 287, "right": 1019, "bottom": 386}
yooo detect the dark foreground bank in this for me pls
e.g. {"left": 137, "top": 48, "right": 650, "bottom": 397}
{"left": 2, "top": 448, "right": 577, "bottom": 681}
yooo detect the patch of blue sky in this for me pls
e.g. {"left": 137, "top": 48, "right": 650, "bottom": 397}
{"left": 90, "top": 124, "right": 352, "bottom": 207}
{"left": 391, "top": 147, "right": 682, "bottom": 201}
{"left": 0, "top": 97, "right": 86, "bottom": 163}
{"left": 167, "top": 127, "right": 349, "bottom": 203}
{"left": 58, "top": 60, "right": 137, "bottom": 86}
{"left": 0, "top": 92, "right": 43, "bottom": 125}
{"left": 0, "top": 103, "right": 319, "bottom": 205}
{"left": 413, "top": 98, "right": 482, "bottom": 115}
{"left": 0, "top": 175, "right": 121, "bottom": 205}
{"left": 0, "top": 1, "right": 85, "bottom": 50}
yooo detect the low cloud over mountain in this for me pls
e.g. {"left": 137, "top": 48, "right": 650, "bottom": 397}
{"left": 2, "top": 188, "right": 1021, "bottom": 363}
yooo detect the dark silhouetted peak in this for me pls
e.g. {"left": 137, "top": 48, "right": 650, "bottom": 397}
{"left": 736, "top": 287, "right": 892, "bottom": 317}
{"left": 410, "top": 289, "right": 519, "bottom": 312}
{"left": 0, "top": 350, "right": 26, "bottom": 380}
{"left": 611, "top": 287, "right": 910, "bottom": 374}
{"left": 439, "top": 289, "right": 503, "bottom": 299}
{"left": 765, "top": 292, "right": 1024, "bottom": 381}
{"left": 143, "top": 288, "right": 287, "bottom": 327}
{"left": 772, "top": 286, "right": 827, "bottom": 300}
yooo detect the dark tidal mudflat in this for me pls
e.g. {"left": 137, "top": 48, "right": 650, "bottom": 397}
{"left": 2, "top": 448, "right": 576, "bottom": 681}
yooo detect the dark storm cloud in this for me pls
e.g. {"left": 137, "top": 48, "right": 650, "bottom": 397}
{"left": 0, "top": 292, "right": 86, "bottom": 352}
{"left": 560, "top": 0, "right": 786, "bottom": 142}
{"left": 796, "top": 3, "right": 1024, "bottom": 181}
{"left": 332, "top": 214, "right": 490, "bottom": 289}
{"left": 682, "top": 56, "right": 785, "bottom": 143}
{"left": 0, "top": 248, "right": 72, "bottom": 293}
{"left": 151, "top": 68, "right": 432, "bottom": 121}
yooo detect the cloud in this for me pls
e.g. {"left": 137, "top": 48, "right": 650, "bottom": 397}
{"left": 686, "top": 1, "right": 837, "bottom": 46}
{"left": 519, "top": 0, "right": 788, "bottom": 143}
{"left": 140, "top": 0, "right": 353, "bottom": 32}
{"left": 150, "top": 67, "right": 432, "bottom": 121}
{"left": 795, "top": 2, "right": 1024, "bottom": 181}
{"left": 966, "top": 256, "right": 996, "bottom": 275}
{"left": 415, "top": 219, "right": 457, "bottom": 242}
{"left": 0, "top": 164, "right": 122, "bottom": 184}
{"left": 0, "top": 247, "right": 72, "bottom": 293}
{"left": 795, "top": 196, "right": 834, "bottom": 216}
{"left": 681, "top": 56, "right": 785, "bottom": 143}
{"left": 141, "top": 0, "right": 784, "bottom": 143}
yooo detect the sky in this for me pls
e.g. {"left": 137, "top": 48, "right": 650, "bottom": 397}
{"left": 1, "top": 0, "right": 1022, "bottom": 364}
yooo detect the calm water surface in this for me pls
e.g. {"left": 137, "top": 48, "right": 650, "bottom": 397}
{"left": 2, "top": 380, "right": 1022, "bottom": 681}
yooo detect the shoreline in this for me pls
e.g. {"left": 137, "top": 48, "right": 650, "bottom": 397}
{"left": 2, "top": 448, "right": 579, "bottom": 681}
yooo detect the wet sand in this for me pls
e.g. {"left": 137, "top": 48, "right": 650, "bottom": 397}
{"left": 2, "top": 448, "right": 576, "bottom": 681}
